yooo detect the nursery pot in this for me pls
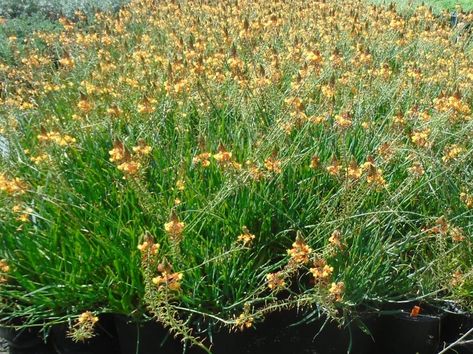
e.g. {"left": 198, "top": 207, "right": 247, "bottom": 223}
{"left": 301, "top": 316, "right": 377, "bottom": 354}
{"left": 113, "top": 314, "right": 182, "bottom": 354}
{"left": 440, "top": 312, "right": 473, "bottom": 353}
{"left": 50, "top": 314, "right": 119, "bottom": 354}
{"left": 0, "top": 326, "right": 43, "bottom": 349}
{"left": 187, "top": 318, "right": 262, "bottom": 354}
{"left": 376, "top": 311, "right": 442, "bottom": 354}
{"left": 238, "top": 309, "right": 308, "bottom": 354}
{"left": 0, "top": 320, "right": 53, "bottom": 353}
{"left": 214, "top": 309, "right": 377, "bottom": 354}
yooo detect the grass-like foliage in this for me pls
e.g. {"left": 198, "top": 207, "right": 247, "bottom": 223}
{"left": 0, "top": 0, "right": 472, "bottom": 347}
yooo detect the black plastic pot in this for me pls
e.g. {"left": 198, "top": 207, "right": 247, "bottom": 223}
{"left": 0, "top": 321, "right": 53, "bottom": 353}
{"left": 376, "top": 310, "right": 442, "bottom": 354}
{"left": 189, "top": 309, "right": 377, "bottom": 354}
{"left": 50, "top": 314, "right": 120, "bottom": 354}
{"left": 301, "top": 315, "right": 377, "bottom": 354}
{"left": 440, "top": 312, "right": 473, "bottom": 353}
{"left": 243, "top": 310, "right": 316, "bottom": 354}
{"left": 113, "top": 315, "right": 182, "bottom": 354}
{"left": 187, "top": 326, "right": 256, "bottom": 354}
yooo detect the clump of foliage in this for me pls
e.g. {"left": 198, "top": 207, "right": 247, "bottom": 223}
{"left": 0, "top": 0, "right": 472, "bottom": 349}
{"left": 0, "top": 0, "right": 128, "bottom": 18}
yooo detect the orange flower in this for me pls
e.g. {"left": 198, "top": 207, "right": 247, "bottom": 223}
{"left": 329, "top": 281, "right": 345, "bottom": 302}
{"left": 287, "top": 235, "right": 312, "bottom": 265}
{"left": 346, "top": 160, "right": 362, "bottom": 180}
{"left": 132, "top": 140, "right": 152, "bottom": 156}
{"left": 264, "top": 155, "right": 282, "bottom": 174}
{"left": 237, "top": 226, "right": 256, "bottom": 246}
{"left": 164, "top": 213, "right": 185, "bottom": 241}
{"left": 410, "top": 305, "right": 421, "bottom": 317}
{"left": 77, "top": 93, "right": 92, "bottom": 113}
{"left": 109, "top": 141, "right": 127, "bottom": 163}
{"left": 137, "top": 241, "right": 160, "bottom": 254}
{"left": 117, "top": 161, "right": 141, "bottom": 175}
{"left": 328, "top": 230, "right": 344, "bottom": 250}
{"left": 335, "top": 113, "right": 352, "bottom": 128}
{"left": 152, "top": 272, "right": 183, "bottom": 291}
{"left": 410, "top": 129, "right": 430, "bottom": 148}
{"left": 193, "top": 152, "right": 212, "bottom": 167}
{"left": 78, "top": 311, "right": 99, "bottom": 325}
{"left": 310, "top": 155, "right": 320, "bottom": 169}
{"left": 266, "top": 272, "right": 286, "bottom": 290}
{"left": 408, "top": 161, "right": 425, "bottom": 177}
{"left": 310, "top": 258, "right": 333, "bottom": 283}
{"left": 326, "top": 157, "right": 341, "bottom": 176}
{"left": 213, "top": 143, "right": 233, "bottom": 164}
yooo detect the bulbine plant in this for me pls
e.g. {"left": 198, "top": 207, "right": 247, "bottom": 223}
{"left": 0, "top": 0, "right": 472, "bottom": 348}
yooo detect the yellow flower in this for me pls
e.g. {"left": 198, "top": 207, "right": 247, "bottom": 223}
{"left": 326, "top": 157, "right": 341, "bottom": 176}
{"left": 132, "top": 141, "right": 152, "bottom": 156}
{"left": 30, "top": 153, "right": 50, "bottom": 165}
{"left": 77, "top": 98, "right": 92, "bottom": 113}
{"left": 107, "top": 105, "right": 122, "bottom": 117}
{"left": 450, "top": 227, "right": 465, "bottom": 243}
{"left": 234, "top": 305, "right": 254, "bottom": 331}
{"left": 334, "top": 113, "right": 352, "bottom": 128}
{"left": 460, "top": 192, "right": 473, "bottom": 208}
{"left": 193, "top": 152, "right": 212, "bottom": 167}
{"left": 442, "top": 144, "right": 464, "bottom": 164}
{"left": 346, "top": 160, "right": 362, "bottom": 180}
{"left": 287, "top": 235, "right": 312, "bottom": 265}
{"left": 237, "top": 226, "right": 255, "bottom": 246}
{"left": 411, "top": 129, "right": 431, "bottom": 148}
{"left": 366, "top": 165, "right": 387, "bottom": 188}
{"left": 137, "top": 241, "right": 160, "bottom": 254}
{"left": 38, "top": 131, "right": 76, "bottom": 147}
{"left": 152, "top": 272, "right": 183, "bottom": 291}
{"left": 78, "top": 311, "right": 99, "bottom": 325}
{"left": 164, "top": 214, "right": 185, "bottom": 240}
{"left": 328, "top": 230, "right": 344, "bottom": 250}
{"left": 0, "top": 263, "right": 9, "bottom": 273}
{"left": 310, "top": 155, "right": 320, "bottom": 169}
{"left": 0, "top": 175, "right": 26, "bottom": 195}
{"left": 264, "top": 155, "right": 282, "bottom": 174}
{"left": 213, "top": 143, "right": 233, "bottom": 164}
{"left": 266, "top": 272, "right": 286, "bottom": 290}
{"left": 310, "top": 258, "right": 333, "bottom": 283}
{"left": 109, "top": 141, "right": 126, "bottom": 163}
{"left": 329, "top": 281, "right": 345, "bottom": 302}
{"left": 451, "top": 271, "right": 463, "bottom": 287}
{"left": 117, "top": 161, "right": 141, "bottom": 175}
{"left": 408, "top": 161, "right": 425, "bottom": 177}
{"left": 176, "top": 179, "right": 185, "bottom": 191}
{"left": 137, "top": 97, "right": 156, "bottom": 114}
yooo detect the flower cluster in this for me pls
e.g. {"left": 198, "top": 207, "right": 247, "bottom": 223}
{"left": 287, "top": 235, "right": 312, "bottom": 266}
{"left": 108, "top": 140, "right": 148, "bottom": 177}
{"left": 0, "top": 259, "right": 10, "bottom": 283}
{"left": 67, "top": 311, "right": 99, "bottom": 342}
{"left": 152, "top": 262, "right": 183, "bottom": 292}
{"left": 237, "top": 226, "right": 256, "bottom": 247}
{"left": 38, "top": 130, "right": 76, "bottom": 147}
{"left": 164, "top": 214, "right": 185, "bottom": 243}
{"left": 0, "top": 174, "right": 26, "bottom": 195}
{"left": 310, "top": 258, "right": 333, "bottom": 284}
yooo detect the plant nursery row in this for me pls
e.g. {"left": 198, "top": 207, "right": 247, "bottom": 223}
{"left": 0, "top": 0, "right": 472, "bottom": 353}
